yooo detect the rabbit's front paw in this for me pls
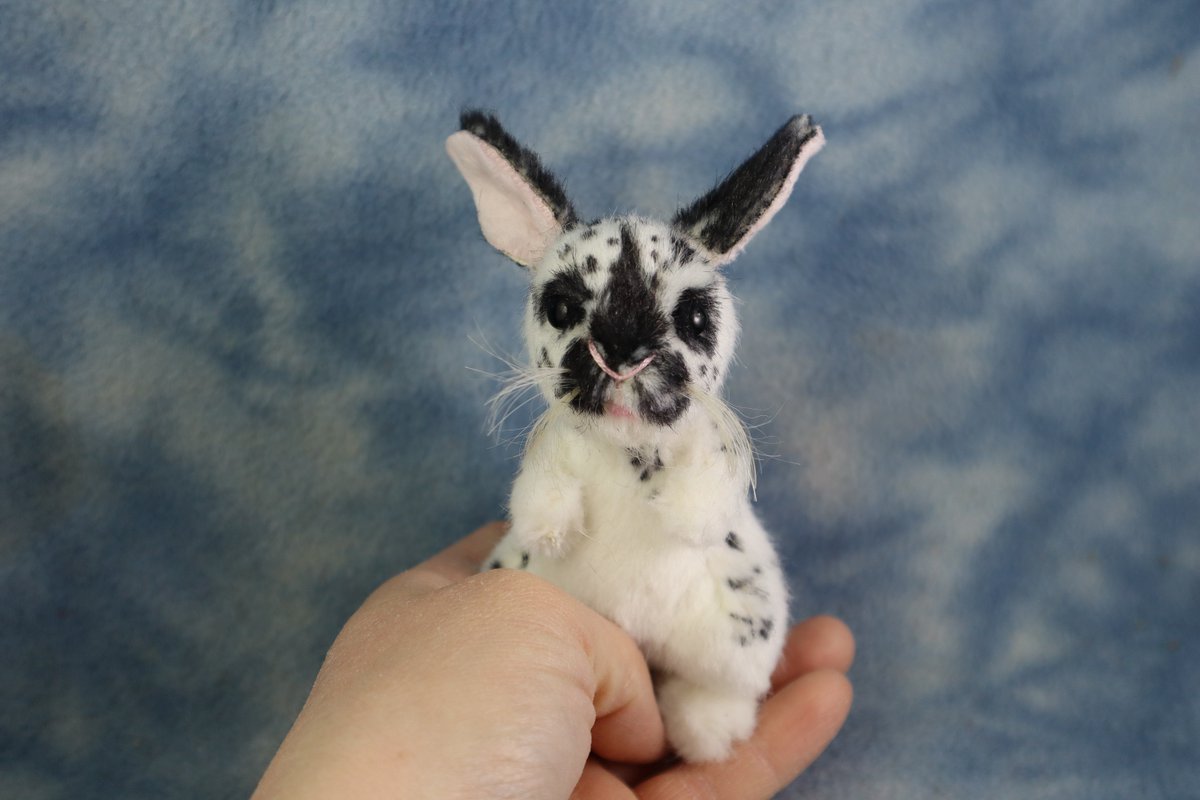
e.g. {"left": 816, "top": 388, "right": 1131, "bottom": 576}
{"left": 511, "top": 522, "right": 571, "bottom": 561}
{"left": 510, "top": 481, "right": 583, "bottom": 560}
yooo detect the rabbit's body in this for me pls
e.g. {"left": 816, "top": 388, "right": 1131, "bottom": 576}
{"left": 446, "top": 112, "right": 824, "bottom": 761}
{"left": 486, "top": 403, "right": 787, "bottom": 760}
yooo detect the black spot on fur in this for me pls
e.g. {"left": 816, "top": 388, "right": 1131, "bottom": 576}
{"left": 728, "top": 575, "right": 769, "bottom": 599}
{"left": 726, "top": 531, "right": 742, "bottom": 551}
{"left": 700, "top": 364, "right": 708, "bottom": 377}
{"left": 538, "top": 347, "right": 552, "bottom": 369}
{"left": 489, "top": 559, "right": 502, "bottom": 570}
{"left": 650, "top": 234, "right": 659, "bottom": 243}
{"left": 629, "top": 448, "right": 665, "bottom": 481}
{"left": 668, "top": 235, "right": 696, "bottom": 268}
{"left": 581, "top": 226, "right": 597, "bottom": 240}
{"left": 758, "top": 618, "right": 774, "bottom": 640}
{"left": 583, "top": 254, "right": 599, "bottom": 273}
{"left": 558, "top": 243, "right": 573, "bottom": 259}
{"left": 607, "top": 237, "right": 619, "bottom": 246}
{"left": 460, "top": 110, "right": 578, "bottom": 227}
{"left": 520, "top": 551, "right": 530, "bottom": 569}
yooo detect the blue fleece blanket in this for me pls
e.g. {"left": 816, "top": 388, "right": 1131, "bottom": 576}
{"left": 2, "top": 2, "right": 1198, "bottom": 797}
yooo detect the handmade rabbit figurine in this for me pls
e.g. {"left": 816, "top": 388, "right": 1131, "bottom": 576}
{"left": 446, "top": 110, "right": 824, "bottom": 762}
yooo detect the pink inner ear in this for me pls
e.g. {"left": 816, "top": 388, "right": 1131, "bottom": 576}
{"left": 712, "top": 126, "right": 826, "bottom": 268}
{"left": 446, "top": 131, "right": 561, "bottom": 268}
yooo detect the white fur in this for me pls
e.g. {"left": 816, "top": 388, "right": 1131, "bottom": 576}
{"left": 489, "top": 402, "right": 786, "bottom": 761}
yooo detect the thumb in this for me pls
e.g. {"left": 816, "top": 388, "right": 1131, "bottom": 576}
{"left": 467, "top": 569, "right": 668, "bottom": 765}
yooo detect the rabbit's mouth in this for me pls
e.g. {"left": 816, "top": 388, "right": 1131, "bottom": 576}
{"left": 556, "top": 339, "right": 691, "bottom": 427}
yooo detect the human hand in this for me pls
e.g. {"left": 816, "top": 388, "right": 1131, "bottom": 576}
{"left": 252, "top": 523, "right": 854, "bottom": 800}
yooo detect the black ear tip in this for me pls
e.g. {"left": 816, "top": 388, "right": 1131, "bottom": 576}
{"left": 784, "top": 114, "right": 821, "bottom": 143}
{"left": 459, "top": 108, "right": 499, "bottom": 135}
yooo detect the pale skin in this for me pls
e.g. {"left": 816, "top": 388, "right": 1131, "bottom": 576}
{"left": 253, "top": 522, "right": 855, "bottom": 800}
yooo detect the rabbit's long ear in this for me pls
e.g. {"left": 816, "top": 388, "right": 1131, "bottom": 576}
{"left": 446, "top": 110, "right": 578, "bottom": 268}
{"left": 674, "top": 115, "right": 824, "bottom": 267}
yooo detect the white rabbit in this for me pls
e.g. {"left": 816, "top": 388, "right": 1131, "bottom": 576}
{"left": 446, "top": 110, "right": 824, "bottom": 762}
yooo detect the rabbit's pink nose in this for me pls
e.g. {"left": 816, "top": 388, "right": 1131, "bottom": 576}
{"left": 588, "top": 339, "right": 655, "bottom": 383}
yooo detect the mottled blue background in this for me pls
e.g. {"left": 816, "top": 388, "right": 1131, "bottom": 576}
{"left": 2, "top": 1, "right": 1198, "bottom": 797}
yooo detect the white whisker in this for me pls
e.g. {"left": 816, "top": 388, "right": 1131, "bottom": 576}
{"left": 468, "top": 331, "right": 571, "bottom": 440}
{"left": 687, "top": 385, "right": 757, "bottom": 498}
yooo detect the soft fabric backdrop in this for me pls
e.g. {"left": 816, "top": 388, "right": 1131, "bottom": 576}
{"left": 2, "top": 1, "right": 1197, "bottom": 797}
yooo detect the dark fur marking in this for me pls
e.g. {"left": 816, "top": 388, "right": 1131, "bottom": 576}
{"left": 589, "top": 224, "right": 668, "bottom": 370}
{"left": 520, "top": 551, "right": 530, "bottom": 569}
{"left": 489, "top": 559, "right": 502, "bottom": 570}
{"left": 558, "top": 337, "right": 603, "bottom": 410}
{"left": 558, "top": 243, "right": 573, "bottom": 259}
{"left": 668, "top": 235, "right": 696, "bottom": 268}
{"left": 673, "top": 285, "right": 721, "bottom": 357}
{"left": 632, "top": 350, "right": 690, "bottom": 425}
{"left": 629, "top": 448, "right": 664, "bottom": 481}
{"left": 726, "top": 531, "right": 742, "bottom": 551}
{"left": 584, "top": 254, "right": 599, "bottom": 274}
{"left": 538, "top": 347, "right": 552, "bottom": 369}
{"left": 673, "top": 115, "right": 818, "bottom": 255}
{"left": 607, "top": 237, "right": 619, "bottom": 246}
{"left": 460, "top": 110, "right": 578, "bottom": 227}
{"left": 758, "top": 618, "right": 774, "bottom": 639}
{"left": 535, "top": 267, "right": 593, "bottom": 327}
{"left": 728, "top": 576, "right": 769, "bottom": 599}
{"left": 581, "top": 227, "right": 597, "bottom": 240}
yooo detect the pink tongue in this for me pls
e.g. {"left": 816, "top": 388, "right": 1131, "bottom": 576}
{"left": 605, "top": 401, "right": 636, "bottom": 419}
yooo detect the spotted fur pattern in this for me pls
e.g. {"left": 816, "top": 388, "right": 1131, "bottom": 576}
{"left": 448, "top": 111, "right": 824, "bottom": 762}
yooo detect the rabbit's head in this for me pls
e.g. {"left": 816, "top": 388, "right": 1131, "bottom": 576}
{"left": 448, "top": 110, "right": 823, "bottom": 448}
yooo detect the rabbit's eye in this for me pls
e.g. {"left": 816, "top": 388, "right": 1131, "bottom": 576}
{"left": 672, "top": 287, "right": 719, "bottom": 356}
{"left": 545, "top": 294, "right": 584, "bottom": 330}
{"left": 538, "top": 269, "right": 592, "bottom": 331}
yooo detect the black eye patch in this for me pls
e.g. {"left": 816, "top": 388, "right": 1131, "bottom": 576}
{"left": 672, "top": 286, "right": 720, "bottom": 356}
{"left": 536, "top": 267, "right": 593, "bottom": 330}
